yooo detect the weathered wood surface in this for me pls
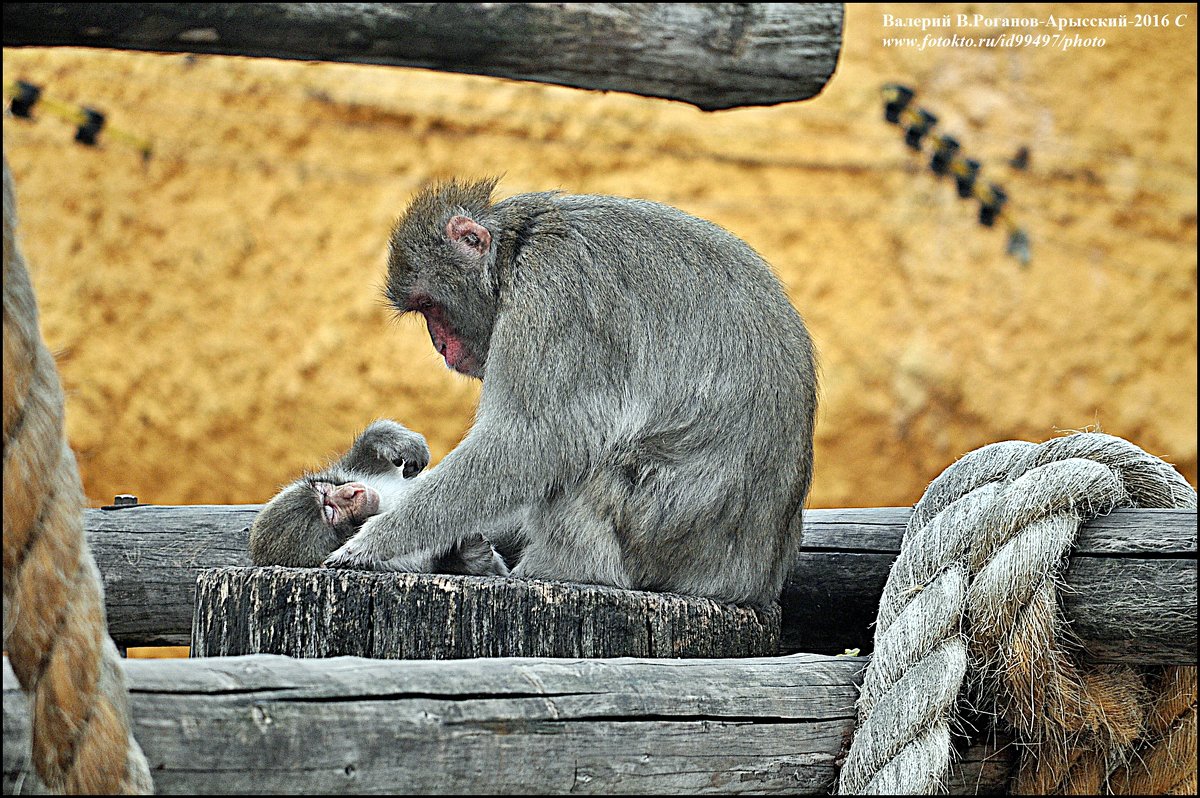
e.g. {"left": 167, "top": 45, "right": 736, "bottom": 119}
{"left": 784, "top": 507, "right": 1198, "bottom": 663}
{"left": 86, "top": 504, "right": 255, "bottom": 646}
{"left": 1, "top": 3, "right": 844, "bottom": 111}
{"left": 83, "top": 505, "right": 1197, "bottom": 663}
{"left": 3, "top": 653, "right": 1015, "bottom": 795}
{"left": 193, "top": 567, "right": 780, "bottom": 659}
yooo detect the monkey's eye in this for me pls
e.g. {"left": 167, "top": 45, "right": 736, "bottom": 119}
{"left": 392, "top": 458, "right": 405, "bottom": 469}
{"left": 405, "top": 293, "right": 436, "bottom": 313}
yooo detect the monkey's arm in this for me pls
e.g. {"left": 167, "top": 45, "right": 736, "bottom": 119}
{"left": 322, "top": 421, "right": 563, "bottom": 569}
{"left": 326, "top": 313, "right": 591, "bottom": 570}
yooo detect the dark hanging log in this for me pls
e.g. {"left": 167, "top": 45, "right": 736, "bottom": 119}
{"left": 192, "top": 567, "right": 780, "bottom": 659}
{"left": 3, "top": 653, "right": 1018, "bottom": 794}
{"left": 0, "top": 3, "right": 844, "bottom": 110}
{"left": 783, "top": 507, "right": 1198, "bottom": 663}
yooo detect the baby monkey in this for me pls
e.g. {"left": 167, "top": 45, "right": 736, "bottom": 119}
{"left": 249, "top": 420, "right": 507, "bottom": 575}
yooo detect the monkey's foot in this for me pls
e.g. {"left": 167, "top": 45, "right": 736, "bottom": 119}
{"left": 359, "top": 420, "right": 430, "bottom": 477}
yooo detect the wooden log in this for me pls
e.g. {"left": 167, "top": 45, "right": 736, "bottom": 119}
{"left": 2, "top": 653, "right": 1016, "bottom": 794}
{"left": 86, "top": 504, "right": 255, "bottom": 646}
{"left": 0, "top": 3, "right": 844, "bottom": 111}
{"left": 784, "top": 507, "right": 1198, "bottom": 663}
{"left": 82, "top": 505, "right": 1197, "bottom": 664}
{"left": 192, "top": 567, "right": 780, "bottom": 659}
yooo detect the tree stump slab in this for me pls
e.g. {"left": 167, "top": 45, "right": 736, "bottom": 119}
{"left": 193, "top": 567, "right": 780, "bottom": 659}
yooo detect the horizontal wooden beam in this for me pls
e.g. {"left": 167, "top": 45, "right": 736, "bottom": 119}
{"left": 84, "top": 505, "right": 1197, "bottom": 663}
{"left": 786, "top": 507, "right": 1198, "bottom": 663}
{"left": 0, "top": 3, "right": 844, "bottom": 110}
{"left": 2, "top": 653, "right": 1014, "bottom": 794}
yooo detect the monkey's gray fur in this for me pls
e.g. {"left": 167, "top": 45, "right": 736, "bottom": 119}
{"left": 250, "top": 419, "right": 507, "bottom": 575}
{"left": 325, "top": 180, "right": 816, "bottom": 607}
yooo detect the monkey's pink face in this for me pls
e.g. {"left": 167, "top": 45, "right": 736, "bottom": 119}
{"left": 315, "top": 481, "right": 380, "bottom": 526}
{"left": 412, "top": 299, "right": 484, "bottom": 378}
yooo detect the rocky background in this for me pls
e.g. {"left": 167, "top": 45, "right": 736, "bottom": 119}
{"left": 3, "top": 3, "right": 1196, "bottom": 514}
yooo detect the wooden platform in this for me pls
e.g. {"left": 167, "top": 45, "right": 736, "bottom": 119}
{"left": 3, "top": 653, "right": 1018, "bottom": 795}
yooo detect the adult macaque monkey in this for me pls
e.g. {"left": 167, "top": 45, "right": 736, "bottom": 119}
{"left": 250, "top": 420, "right": 507, "bottom": 575}
{"left": 326, "top": 179, "right": 816, "bottom": 607}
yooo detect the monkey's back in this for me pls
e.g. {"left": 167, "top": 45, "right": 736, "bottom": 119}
{"left": 496, "top": 192, "right": 817, "bottom": 607}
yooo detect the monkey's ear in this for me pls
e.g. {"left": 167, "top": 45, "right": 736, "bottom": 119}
{"left": 446, "top": 215, "right": 491, "bottom": 257}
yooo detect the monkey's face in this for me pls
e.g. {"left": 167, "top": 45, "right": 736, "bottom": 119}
{"left": 410, "top": 297, "right": 489, "bottom": 378}
{"left": 387, "top": 234, "right": 497, "bottom": 379}
{"left": 312, "top": 480, "right": 380, "bottom": 531}
{"left": 250, "top": 478, "right": 381, "bottom": 566}
{"left": 386, "top": 180, "right": 502, "bottom": 380}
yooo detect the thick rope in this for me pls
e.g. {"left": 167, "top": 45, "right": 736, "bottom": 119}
{"left": 3, "top": 153, "right": 153, "bottom": 794}
{"left": 838, "top": 433, "right": 1197, "bottom": 794}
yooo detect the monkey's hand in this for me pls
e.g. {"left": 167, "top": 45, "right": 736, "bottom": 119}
{"left": 323, "top": 511, "right": 426, "bottom": 571}
{"left": 354, "top": 419, "right": 431, "bottom": 478}
{"left": 322, "top": 539, "right": 437, "bottom": 572}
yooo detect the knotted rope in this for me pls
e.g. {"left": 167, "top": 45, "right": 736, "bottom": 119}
{"left": 3, "top": 154, "right": 153, "bottom": 794}
{"left": 838, "top": 433, "right": 1197, "bottom": 794}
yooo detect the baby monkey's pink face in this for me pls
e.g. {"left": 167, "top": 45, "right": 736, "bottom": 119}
{"left": 314, "top": 481, "right": 380, "bottom": 526}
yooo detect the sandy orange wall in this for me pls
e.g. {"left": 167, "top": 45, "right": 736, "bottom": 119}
{"left": 2, "top": 3, "right": 1196, "bottom": 509}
